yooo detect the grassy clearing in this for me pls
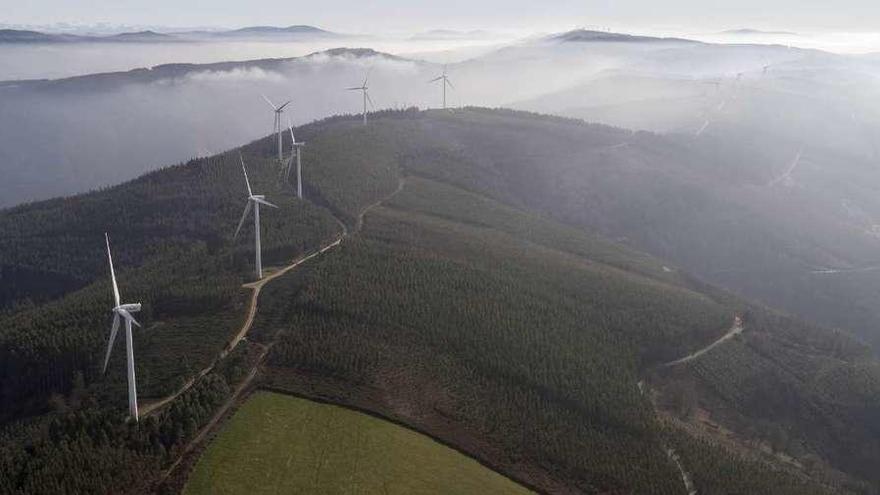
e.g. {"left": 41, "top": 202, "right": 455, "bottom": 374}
{"left": 183, "top": 391, "right": 531, "bottom": 495}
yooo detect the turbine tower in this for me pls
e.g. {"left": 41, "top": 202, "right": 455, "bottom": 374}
{"left": 234, "top": 154, "right": 278, "bottom": 279}
{"left": 102, "top": 233, "right": 143, "bottom": 422}
{"left": 346, "top": 70, "right": 373, "bottom": 125}
{"left": 262, "top": 95, "right": 291, "bottom": 162}
{"left": 287, "top": 117, "right": 305, "bottom": 199}
{"left": 429, "top": 65, "right": 455, "bottom": 110}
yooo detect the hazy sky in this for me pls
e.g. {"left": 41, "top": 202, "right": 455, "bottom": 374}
{"left": 5, "top": 0, "right": 880, "bottom": 34}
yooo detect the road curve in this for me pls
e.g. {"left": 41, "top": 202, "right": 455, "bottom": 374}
{"left": 662, "top": 318, "right": 744, "bottom": 368}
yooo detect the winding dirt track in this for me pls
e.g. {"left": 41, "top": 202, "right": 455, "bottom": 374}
{"left": 138, "top": 235, "right": 345, "bottom": 418}
{"left": 662, "top": 318, "right": 744, "bottom": 368}
{"left": 645, "top": 316, "right": 744, "bottom": 494}
{"left": 665, "top": 447, "right": 697, "bottom": 495}
{"left": 157, "top": 178, "right": 405, "bottom": 483}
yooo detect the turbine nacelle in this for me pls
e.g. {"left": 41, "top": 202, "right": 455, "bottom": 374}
{"left": 263, "top": 96, "right": 292, "bottom": 162}
{"left": 115, "top": 303, "right": 142, "bottom": 313}
{"left": 347, "top": 70, "right": 374, "bottom": 125}
{"left": 429, "top": 65, "right": 455, "bottom": 109}
{"left": 262, "top": 95, "right": 291, "bottom": 113}
{"left": 248, "top": 194, "right": 279, "bottom": 209}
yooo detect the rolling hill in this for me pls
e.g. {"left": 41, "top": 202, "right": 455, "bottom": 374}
{"left": 0, "top": 25, "right": 340, "bottom": 45}
{"left": 0, "top": 109, "right": 878, "bottom": 494}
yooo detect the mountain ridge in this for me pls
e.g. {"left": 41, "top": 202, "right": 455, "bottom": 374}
{"left": 0, "top": 24, "right": 340, "bottom": 44}
{"left": 0, "top": 108, "right": 877, "bottom": 494}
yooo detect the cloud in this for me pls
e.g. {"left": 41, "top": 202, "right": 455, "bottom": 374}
{"left": 184, "top": 66, "right": 287, "bottom": 83}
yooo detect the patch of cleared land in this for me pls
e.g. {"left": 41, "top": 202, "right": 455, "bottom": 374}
{"left": 183, "top": 391, "right": 532, "bottom": 495}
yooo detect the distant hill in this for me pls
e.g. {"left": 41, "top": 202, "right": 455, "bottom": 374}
{"left": 0, "top": 25, "right": 337, "bottom": 44}
{"left": 0, "top": 47, "right": 403, "bottom": 93}
{"left": 0, "top": 29, "right": 73, "bottom": 43}
{"left": 104, "top": 30, "right": 178, "bottom": 42}
{"left": 548, "top": 28, "right": 697, "bottom": 44}
{"left": 0, "top": 28, "right": 180, "bottom": 44}
{"left": 212, "top": 25, "right": 339, "bottom": 38}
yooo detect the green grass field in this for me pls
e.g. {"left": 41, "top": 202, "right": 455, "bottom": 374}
{"left": 183, "top": 391, "right": 532, "bottom": 495}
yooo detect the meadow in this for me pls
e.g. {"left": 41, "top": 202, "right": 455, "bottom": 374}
{"left": 183, "top": 391, "right": 532, "bottom": 495}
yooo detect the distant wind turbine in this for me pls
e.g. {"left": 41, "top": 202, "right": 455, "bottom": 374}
{"left": 234, "top": 154, "right": 278, "bottom": 279}
{"left": 262, "top": 95, "right": 291, "bottom": 162}
{"left": 287, "top": 117, "right": 305, "bottom": 199}
{"left": 346, "top": 70, "right": 373, "bottom": 125}
{"left": 429, "top": 65, "right": 455, "bottom": 109}
{"left": 102, "top": 233, "right": 143, "bottom": 422}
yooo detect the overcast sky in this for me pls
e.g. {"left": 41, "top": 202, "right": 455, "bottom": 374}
{"left": 5, "top": 0, "right": 880, "bottom": 34}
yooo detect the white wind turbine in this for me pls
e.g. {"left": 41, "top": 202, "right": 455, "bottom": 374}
{"left": 287, "top": 117, "right": 305, "bottom": 199}
{"left": 429, "top": 65, "right": 455, "bottom": 110}
{"left": 234, "top": 154, "right": 278, "bottom": 279}
{"left": 346, "top": 70, "right": 374, "bottom": 125}
{"left": 102, "top": 233, "right": 143, "bottom": 422}
{"left": 262, "top": 95, "right": 291, "bottom": 162}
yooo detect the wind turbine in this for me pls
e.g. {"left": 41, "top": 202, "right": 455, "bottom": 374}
{"left": 346, "top": 70, "right": 373, "bottom": 125}
{"left": 429, "top": 65, "right": 455, "bottom": 110}
{"left": 262, "top": 95, "right": 291, "bottom": 162}
{"left": 102, "top": 233, "right": 143, "bottom": 422}
{"left": 287, "top": 117, "right": 305, "bottom": 199}
{"left": 234, "top": 154, "right": 278, "bottom": 279}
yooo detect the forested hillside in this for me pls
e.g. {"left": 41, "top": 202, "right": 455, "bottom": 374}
{"left": 405, "top": 108, "right": 880, "bottom": 354}
{"left": 253, "top": 176, "right": 733, "bottom": 493}
{"left": 1, "top": 108, "right": 878, "bottom": 494}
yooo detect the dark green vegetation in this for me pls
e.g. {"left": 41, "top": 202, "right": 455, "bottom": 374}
{"left": 0, "top": 132, "right": 342, "bottom": 492}
{"left": 0, "top": 341, "right": 261, "bottom": 494}
{"left": 0, "top": 147, "right": 341, "bottom": 419}
{"left": 184, "top": 391, "right": 532, "bottom": 494}
{"left": 654, "top": 308, "right": 880, "bottom": 491}
{"left": 406, "top": 108, "right": 880, "bottom": 355}
{"left": 662, "top": 420, "right": 842, "bottom": 495}
{"left": 1, "top": 108, "right": 879, "bottom": 494}
{"left": 255, "top": 175, "right": 731, "bottom": 493}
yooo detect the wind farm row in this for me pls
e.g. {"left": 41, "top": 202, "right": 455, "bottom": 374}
{"left": 100, "top": 65, "right": 455, "bottom": 422}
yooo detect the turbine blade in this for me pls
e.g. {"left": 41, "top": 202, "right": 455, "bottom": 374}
{"left": 102, "top": 314, "right": 121, "bottom": 373}
{"left": 254, "top": 197, "right": 279, "bottom": 209}
{"left": 117, "top": 308, "right": 140, "bottom": 328}
{"left": 363, "top": 67, "right": 372, "bottom": 87}
{"left": 428, "top": 76, "right": 443, "bottom": 83}
{"left": 261, "top": 94, "right": 277, "bottom": 110}
{"left": 445, "top": 78, "right": 455, "bottom": 90}
{"left": 346, "top": 87, "right": 362, "bottom": 91}
{"left": 234, "top": 201, "right": 253, "bottom": 239}
{"left": 105, "top": 233, "right": 120, "bottom": 307}
{"left": 366, "top": 91, "right": 375, "bottom": 108}
{"left": 287, "top": 116, "right": 296, "bottom": 142}
{"left": 240, "top": 154, "right": 253, "bottom": 197}
{"left": 277, "top": 100, "right": 291, "bottom": 111}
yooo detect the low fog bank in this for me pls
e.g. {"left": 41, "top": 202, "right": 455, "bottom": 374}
{"left": 3, "top": 32, "right": 880, "bottom": 210}
{"left": 0, "top": 50, "right": 441, "bottom": 207}
{"left": 0, "top": 33, "right": 519, "bottom": 81}
{"left": 690, "top": 29, "right": 880, "bottom": 55}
